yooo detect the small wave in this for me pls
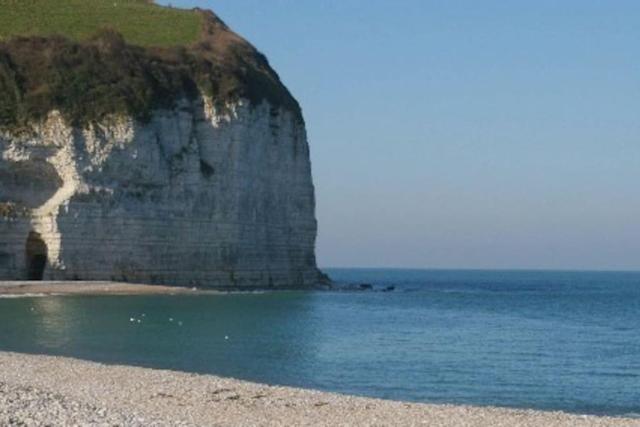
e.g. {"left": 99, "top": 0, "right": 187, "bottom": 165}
{"left": 0, "top": 293, "right": 49, "bottom": 299}
{"left": 622, "top": 412, "right": 640, "bottom": 419}
{"left": 591, "top": 371, "right": 640, "bottom": 379}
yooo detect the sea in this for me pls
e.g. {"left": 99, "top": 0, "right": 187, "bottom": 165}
{"left": 0, "top": 269, "right": 639, "bottom": 417}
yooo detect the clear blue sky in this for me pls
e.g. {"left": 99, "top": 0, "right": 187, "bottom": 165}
{"left": 161, "top": 0, "right": 640, "bottom": 271}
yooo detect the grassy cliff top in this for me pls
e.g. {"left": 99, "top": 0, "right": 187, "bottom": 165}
{"left": 0, "top": 0, "right": 202, "bottom": 47}
{"left": 0, "top": 1, "right": 302, "bottom": 130}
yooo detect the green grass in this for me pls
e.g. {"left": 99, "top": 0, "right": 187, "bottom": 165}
{"left": 0, "top": 0, "right": 202, "bottom": 47}
{"left": 0, "top": 1, "right": 302, "bottom": 130}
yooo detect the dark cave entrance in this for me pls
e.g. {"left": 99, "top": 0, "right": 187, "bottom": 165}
{"left": 26, "top": 231, "right": 47, "bottom": 281}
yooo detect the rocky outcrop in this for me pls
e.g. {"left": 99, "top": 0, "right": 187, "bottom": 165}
{"left": 0, "top": 5, "right": 327, "bottom": 288}
{"left": 0, "top": 96, "right": 323, "bottom": 288}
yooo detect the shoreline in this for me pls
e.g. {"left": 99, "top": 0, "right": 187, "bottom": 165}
{"left": 0, "top": 281, "right": 247, "bottom": 296}
{"left": 0, "top": 280, "right": 334, "bottom": 296}
{"left": 0, "top": 352, "right": 636, "bottom": 426}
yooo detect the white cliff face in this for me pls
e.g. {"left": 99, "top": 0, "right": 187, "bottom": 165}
{"left": 0, "top": 97, "right": 322, "bottom": 288}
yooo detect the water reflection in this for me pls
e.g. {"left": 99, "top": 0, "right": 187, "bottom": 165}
{"left": 0, "top": 293, "right": 322, "bottom": 387}
{"left": 31, "top": 297, "right": 74, "bottom": 349}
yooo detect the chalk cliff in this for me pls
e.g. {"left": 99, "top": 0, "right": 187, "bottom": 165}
{"left": 0, "top": 6, "right": 324, "bottom": 288}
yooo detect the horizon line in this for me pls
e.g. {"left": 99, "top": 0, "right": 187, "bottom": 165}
{"left": 319, "top": 266, "right": 640, "bottom": 274}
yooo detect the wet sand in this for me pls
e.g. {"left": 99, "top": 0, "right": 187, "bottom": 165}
{"left": 0, "top": 281, "right": 211, "bottom": 296}
{"left": 0, "top": 352, "right": 637, "bottom": 426}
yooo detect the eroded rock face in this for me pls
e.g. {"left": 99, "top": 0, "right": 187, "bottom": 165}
{"left": 0, "top": 97, "right": 323, "bottom": 288}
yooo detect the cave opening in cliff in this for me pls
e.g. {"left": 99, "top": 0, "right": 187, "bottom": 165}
{"left": 25, "top": 231, "right": 47, "bottom": 281}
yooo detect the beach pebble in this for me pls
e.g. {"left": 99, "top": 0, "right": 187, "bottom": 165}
{"left": 1, "top": 352, "right": 637, "bottom": 427}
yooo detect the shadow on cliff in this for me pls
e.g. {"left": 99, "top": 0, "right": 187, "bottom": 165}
{"left": 52, "top": 97, "right": 323, "bottom": 289}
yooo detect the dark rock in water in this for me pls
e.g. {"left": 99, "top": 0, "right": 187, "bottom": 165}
{"left": 382, "top": 286, "right": 396, "bottom": 292}
{"left": 359, "top": 284, "right": 373, "bottom": 291}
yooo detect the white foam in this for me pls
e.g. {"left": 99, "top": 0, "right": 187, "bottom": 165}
{"left": 0, "top": 293, "right": 49, "bottom": 299}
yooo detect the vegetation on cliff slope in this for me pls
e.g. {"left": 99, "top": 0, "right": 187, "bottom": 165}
{"left": 0, "top": 0, "right": 202, "bottom": 47}
{"left": 0, "top": 1, "right": 302, "bottom": 130}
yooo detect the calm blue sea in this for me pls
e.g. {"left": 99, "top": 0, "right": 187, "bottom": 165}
{"left": 0, "top": 269, "right": 639, "bottom": 417}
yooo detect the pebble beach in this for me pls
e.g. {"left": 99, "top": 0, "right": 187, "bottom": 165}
{"left": 0, "top": 352, "right": 637, "bottom": 427}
